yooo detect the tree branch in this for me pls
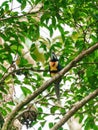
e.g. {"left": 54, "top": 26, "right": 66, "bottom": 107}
{"left": 0, "top": 67, "right": 48, "bottom": 84}
{"left": 1, "top": 43, "right": 98, "bottom": 130}
{"left": 50, "top": 88, "right": 98, "bottom": 130}
{"left": 0, "top": 4, "right": 43, "bottom": 22}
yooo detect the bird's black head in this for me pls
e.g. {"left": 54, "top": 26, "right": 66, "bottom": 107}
{"left": 50, "top": 52, "right": 58, "bottom": 62}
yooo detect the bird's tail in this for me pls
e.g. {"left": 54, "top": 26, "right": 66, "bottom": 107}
{"left": 54, "top": 82, "right": 60, "bottom": 103}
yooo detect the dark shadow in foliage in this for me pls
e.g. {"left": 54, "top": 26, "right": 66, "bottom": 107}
{"left": 18, "top": 104, "right": 37, "bottom": 129}
{"left": 0, "top": 112, "right": 4, "bottom": 129}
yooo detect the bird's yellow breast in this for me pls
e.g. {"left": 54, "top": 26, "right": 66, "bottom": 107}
{"left": 49, "top": 61, "right": 58, "bottom": 77}
{"left": 49, "top": 61, "right": 58, "bottom": 71}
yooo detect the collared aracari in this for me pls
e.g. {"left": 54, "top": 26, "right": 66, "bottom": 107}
{"left": 49, "top": 52, "right": 62, "bottom": 102}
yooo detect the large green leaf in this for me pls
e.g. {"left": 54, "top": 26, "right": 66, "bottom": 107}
{"left": 21, "top": 86, "right": 32, "bottom": 96}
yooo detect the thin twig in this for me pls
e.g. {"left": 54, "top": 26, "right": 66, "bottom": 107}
{"left": 1, "top": 61, "right": 16, "bottom": 81}
{"left": 0, "top": 67, "right": 48, "bottom": 83}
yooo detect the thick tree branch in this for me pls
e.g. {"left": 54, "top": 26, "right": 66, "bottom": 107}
{"left": 51, "top": 88, "right": 98, "bottom": 130}
{"left": 1, "top": 43, "right": 98, "bottom": 130}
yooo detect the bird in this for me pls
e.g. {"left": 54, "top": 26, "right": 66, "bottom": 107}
{"left": 49, "top": 52, "right": 62, "bottom": 103}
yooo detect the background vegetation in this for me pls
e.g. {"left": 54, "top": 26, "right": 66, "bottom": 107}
{"left": 0, "top": 0, "right": 98, "bottom": 130}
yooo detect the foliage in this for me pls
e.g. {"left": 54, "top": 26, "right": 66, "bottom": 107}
{"left": 0, "top": 0, "right": 98, "bottom": 130}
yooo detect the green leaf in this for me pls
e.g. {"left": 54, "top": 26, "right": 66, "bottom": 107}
{"left": 38, "top": 127, "right": 42, "bottom": 130}
{"left": 59, "top": 128, "right": 63, "bottom": 130}
{"left": 21, "top": 0, "right": 26, "bottom": 10}
{"left": 49, "top": 122, "right": 54, "bottom": 128}
{"left": 21, "top": 86, "right": 32, "bottom": 96}
{"left": 0, "top": 73, "right": 2, "bottom": 79}
{"left": 0, "top": 64, "right": 7, "bottom": 72}
{"left": 50, "top": 106, "right": 58, "bottom": 114}
{"left": 52, "top": 16, "right": 56, "bottom": 27}
{"left": 17, "top": 0, "right": 22, "bottom": 3}
{"left": 57, "top": 24, "right": 65, "bottom": 41}
{"left": 93, "top": 124, "right": 98, "bottom": 130}
{"left": 5, "top": 106, "right": 11, "bottom": 112}
{"left": 60, "top": 108, "right": 66, "bottom": 114}
{"left": 40, "top": 121, "right": 46, "bottom": 127}
{"left": 0, "top": 93, "right": 3, "bottom": 99}
{"left": 49, "top": 24, "right": 53, "bottom": 37}
{"left": 0, "top": 107, "right": 7, "bottom": 116}
{"left": 0, "top": 86, "right": 7, "bottom": 94}
{"left": 1, "top": 1, "right": 9, "bottom": 7}
{"left": 7, "top": 101, "right": 15, "bottom": 106}
{"left": 18, "top": 57, "right": 28, "bottom": 67}
{"left": 38, "top": 107, "right": 43, "bottom": 113}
